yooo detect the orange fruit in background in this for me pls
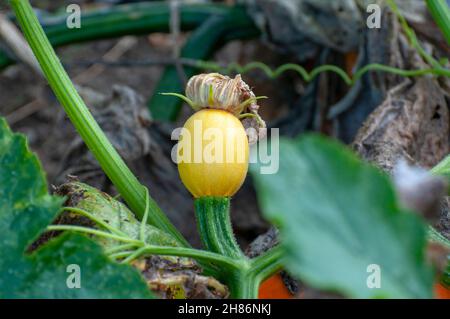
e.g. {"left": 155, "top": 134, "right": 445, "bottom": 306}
{"left": 259, "top": 276, "right": 450, "bottom": 299}
{"left": 258, "top": 273, "right": 293, "bottom": 299}
{"left": 435, "top": 283, "right": 450, "bottom": 299}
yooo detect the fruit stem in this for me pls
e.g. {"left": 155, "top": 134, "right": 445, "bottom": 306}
{"left": 194, "top": 196, "right": 244, "bottom": 259}
{"left": 194, "top": 196, "right": 274, "bottom": 298}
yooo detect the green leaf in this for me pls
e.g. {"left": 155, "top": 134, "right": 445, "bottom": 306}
{"left": 251, "top": 135, "right": 434, "bottom": 298}
{"left": 57, "top": 182, "right": 181, "bottom": 248}
{"left": 0, "top": 118, "right": 152, "bottom": 298}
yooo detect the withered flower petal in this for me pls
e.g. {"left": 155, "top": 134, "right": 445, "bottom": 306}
{"left": 186, "top": 73, "right": 257, "bottom": 116}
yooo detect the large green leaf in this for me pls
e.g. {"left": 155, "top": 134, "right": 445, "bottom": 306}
{"left": 0, "top": 118, "right": 152, "bottom": 298}
{"left": 251, "top": 135, "right": 434, "bottom": 298}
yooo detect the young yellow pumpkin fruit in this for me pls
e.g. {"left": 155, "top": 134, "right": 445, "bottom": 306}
{"left": 177, "top": 109, "right": 249, "bottom": 198}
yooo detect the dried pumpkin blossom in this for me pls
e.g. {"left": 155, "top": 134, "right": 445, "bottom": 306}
{"left": 186, "top": 73, "right": 257, "bottom": 116}
{"left": 162, "top": 73, "right": 267, "bottom": 145}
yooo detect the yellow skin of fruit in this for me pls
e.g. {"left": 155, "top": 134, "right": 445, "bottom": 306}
{"left": 178, "top": 109, "right": 249, "bottom": 198}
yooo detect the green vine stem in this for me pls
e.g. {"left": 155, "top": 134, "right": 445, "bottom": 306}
{"left": 117, "top": 246, "right": 240, "bottom": 269}
{"left": 47, "top": 225, "right": 142, "bottom": 245}
{"left": 105, "top": 243, "right": 139, "bottom": 255}
{"left": 47, "top": 224, "right": 240, "bottom": 272}
{"left": 425, "top": 0, "right": 450, "bottom": 46}
{"left": 194, "top": 61, "right": 450, "bottom": 86}
{"left": 9, "top": 0, "right": 188, "bottom": 247}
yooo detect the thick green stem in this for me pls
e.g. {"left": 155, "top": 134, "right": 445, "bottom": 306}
{"left": 194, "top": 197, "right": 244, "bottom": 259}
{"left": 194, "top": 196, "right": 282, "bottom": 298}
{"left": 227, "top": 272, "right": 259, "bottom": 299}
{"left": 10, "top": 0, "right": 188, "bottom": 247}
